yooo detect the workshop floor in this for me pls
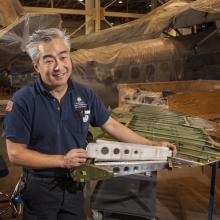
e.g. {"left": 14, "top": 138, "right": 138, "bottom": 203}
{"left": 0, "top": 119, "right": 220, "bottom": 220}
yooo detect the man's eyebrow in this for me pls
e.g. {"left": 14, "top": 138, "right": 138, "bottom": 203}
{"left": 59, "top": 50, "right": 69, "bottom": 55}
{"left": 42, "top": 54, "right": 54, "bottom": 60}
{"left": 42, "top": 51, "right": 69, "bottom": 60}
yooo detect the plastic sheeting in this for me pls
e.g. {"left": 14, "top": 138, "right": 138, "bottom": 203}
{"left": 0, "top": 0, "right": 62, "bottom": 73}
{"left": 71, "top": 37, "right": 181, "bottom": 82}
{"left": 71, "top": 0, "right": 220, "bottom": 49}
{"left": 0, "top": 13, "right": 62, "bottom": 73}
{"left": 71, "top": 36, "right": 182, "bottom": 107}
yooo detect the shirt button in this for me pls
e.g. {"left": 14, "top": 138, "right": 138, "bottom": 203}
{"left": 53, "top": 99, "right": 56, "bottom": 102}
{"left": 57, "top": 107, "right": 60, "bottom": 111}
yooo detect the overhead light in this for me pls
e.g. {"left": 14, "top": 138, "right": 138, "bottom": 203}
{"left": 118, "top": 0, "right": 123, "bottom": 4}
{"left": 78, "top": 0, "right": 84, "bottom": 2}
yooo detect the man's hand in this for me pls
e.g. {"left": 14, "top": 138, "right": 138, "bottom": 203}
{"left": 63, "top": 149, "right": 88, "bottom": 168}
{"left": 159, "top": 141, "right": 177, "bottom": 157}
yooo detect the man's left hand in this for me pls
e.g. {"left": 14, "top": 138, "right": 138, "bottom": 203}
{"left": 160, "top": 141, "right": 177, "bottom": 157}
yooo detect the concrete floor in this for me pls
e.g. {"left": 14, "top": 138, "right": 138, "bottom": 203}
{"left": 0, "top": 118, "right": 220, "bottom": 220}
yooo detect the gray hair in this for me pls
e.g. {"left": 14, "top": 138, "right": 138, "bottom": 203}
{"left": 25, "top": 28, "right": 70, "bottom": 62}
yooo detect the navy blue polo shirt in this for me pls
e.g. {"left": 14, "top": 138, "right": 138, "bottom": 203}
{"left": 3, "top": 77, "right": 110, "bottom": 176}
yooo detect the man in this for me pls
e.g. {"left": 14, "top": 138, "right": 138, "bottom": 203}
{"left": 3, "top": 28, "right": 176, "bottom": 220}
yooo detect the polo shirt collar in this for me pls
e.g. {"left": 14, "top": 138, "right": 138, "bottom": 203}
{"left": 36, "top": 77, "right": 50, "bottom": 96}
{"left": 36, "top": 76, "right": 74, "bottom": 96}
{"left": 67, "top": 78, "right": 74, "bottom": 91}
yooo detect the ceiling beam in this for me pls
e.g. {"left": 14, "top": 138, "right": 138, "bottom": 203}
{"left": 85, "top": 0, "right": 95, "bottom": 34}
{"left": 23, "top": 6, "right": 144, "bottom": 18}
{"left": 23, "top": 6, "right": 87, "bottom": 15}
{"left": 95, "top": 0, "right": 101, "bottom": 32}
{"left": 50, "top": 0, "right": 54, "bottom": 8}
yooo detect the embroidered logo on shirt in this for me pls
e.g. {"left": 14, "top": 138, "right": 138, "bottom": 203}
{"left": 74, "top": 97, "right": 87, "bottom": 110}
{"left": 83, "top": 115, "right": 89, "bottom": 123}
{"left": 77, "top": 96, "right": 82, "bottom": 102}
{"left": 74, "top": 97, "right": 90, "bottom": 123}
{"left": 5, "top": 100, "right": 14, "bottom": 112}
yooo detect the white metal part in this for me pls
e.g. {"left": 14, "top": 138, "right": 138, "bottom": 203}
{"left": 87, "top": 140, "right": 172, "bottom": 161}
{"left": 94, "top": 161, "right": 167, "bottom": 177}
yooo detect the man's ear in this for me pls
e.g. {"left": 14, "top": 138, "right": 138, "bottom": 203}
{"left": 33, "top": 62, "right": 39, "bottom": 74}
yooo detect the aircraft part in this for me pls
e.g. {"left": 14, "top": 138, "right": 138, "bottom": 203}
{"left": 70, "top": 161, "right": 167, "bottom": 182}
{"left": 70, "top": 162, "right": 113, "bottom": 182}
{"left": 71, "top": 132, "right": 215, "bottom": 181}
{"left": 87, "top": 140, "right": 172, "bottom": 161}
{"left": 109, "top": 105, "right": 220, "bottom": 165}
{"left": 70, "top": 157, "right": 168, "bottom": 182}
{"left": 93, "top": 161, "right": 168, "bottom": 177}
{"left": 70, "top": 160, "right": 167, "bottom": 181}
{"left": 71, "top": 140, "right": 171, "bottom": 181}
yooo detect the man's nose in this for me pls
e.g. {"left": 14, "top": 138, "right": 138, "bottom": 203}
{"left": 54, "top": 58, "right": 63, "bottom": 70}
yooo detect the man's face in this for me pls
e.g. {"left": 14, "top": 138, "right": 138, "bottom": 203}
{"left": 34, "top": 37, "right": 72, "bottom": 89}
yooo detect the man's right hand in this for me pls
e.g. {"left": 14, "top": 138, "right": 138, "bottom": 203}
{"left": 63, "top": 149, "right": 88, "bottom": 168}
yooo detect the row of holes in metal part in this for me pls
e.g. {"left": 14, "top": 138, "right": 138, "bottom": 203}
{"left": 101, "top": 147, "right": 139, "bottom": 155}
{"left": 113, "top": 166, "right": 139, "bottom": 173}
